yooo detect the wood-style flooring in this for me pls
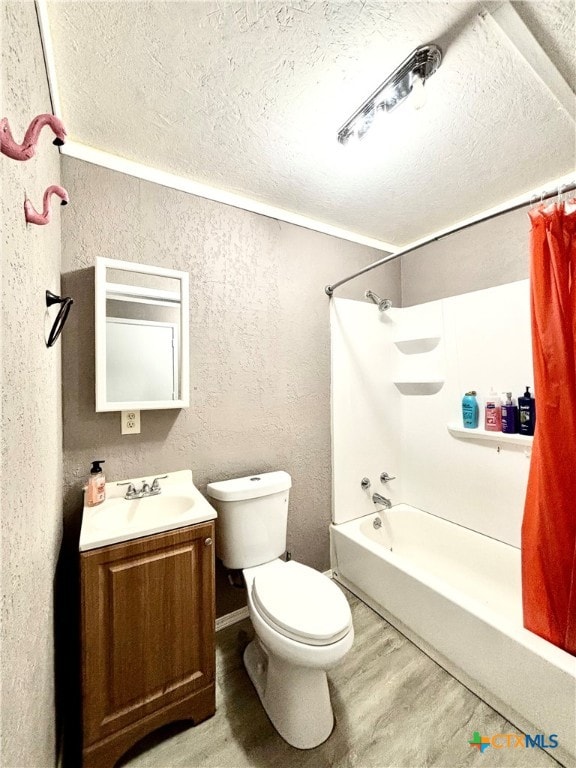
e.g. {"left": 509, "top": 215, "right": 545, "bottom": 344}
{"left": 118, "top": 587, "right": 565, "bottom": 768}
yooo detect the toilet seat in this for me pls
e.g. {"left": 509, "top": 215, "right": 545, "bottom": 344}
{"left": 251, "top": 561, "right": 352, "bottom": 646}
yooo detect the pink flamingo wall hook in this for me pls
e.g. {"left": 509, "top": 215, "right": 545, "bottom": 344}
{"left": 1, "top": 114, "right": 67, "bottom": 161}
{"left": 24, "top": 185, "right": 69, "bottom": 226}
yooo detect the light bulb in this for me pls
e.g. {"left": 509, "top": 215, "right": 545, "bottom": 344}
{"left": 410, "top": 72, "right": 426, "bottom": 110}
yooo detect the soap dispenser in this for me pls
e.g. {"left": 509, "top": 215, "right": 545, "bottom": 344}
{"left": 86, "top": 460, "right": 106, "bottom": 507}
{"left": 518, "top": 387, "right": 536, "bottom": 436}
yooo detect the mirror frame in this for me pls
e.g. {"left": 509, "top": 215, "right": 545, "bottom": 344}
{"left": 95, "top": 257, "right": 190, "bottom": 412}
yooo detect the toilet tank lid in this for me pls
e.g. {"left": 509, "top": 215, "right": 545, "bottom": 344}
{"left": 206, "top": 470, "right": 291, "bottom": 501}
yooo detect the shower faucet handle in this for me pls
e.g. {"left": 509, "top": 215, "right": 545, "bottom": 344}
{"left": 380, "top": 472, "right": 396, "bottom": 483}
{"left": 360, "top": 477, "right": 371, "bottom": 490}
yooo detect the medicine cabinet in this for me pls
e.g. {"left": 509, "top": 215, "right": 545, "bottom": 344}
{"left": 95, "top": 257, "right": 189, "bottom": 411}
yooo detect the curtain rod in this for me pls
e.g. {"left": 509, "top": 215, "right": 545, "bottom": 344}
{"left": 324, "top": 180, "right": 576, "bottom": 296}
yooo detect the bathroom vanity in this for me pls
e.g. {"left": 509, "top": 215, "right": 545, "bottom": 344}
{"left": 79, "top": 471, "right": 217, "bottom": 768}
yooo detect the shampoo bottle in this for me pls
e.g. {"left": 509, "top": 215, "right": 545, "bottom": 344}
{"left": 484, "top": 388, "right": 502, "bottom": 431}
{"left": 501, "top": 392, "right": 518, "bottom": 434}
{"left": 86, "top": 460, "right": 106, "bottom": 507}
{"left": 518, "top": 386, "right": 536, "bottom": 436}
{"left": 462, "top": 391, "right": 479, "bottom": 428}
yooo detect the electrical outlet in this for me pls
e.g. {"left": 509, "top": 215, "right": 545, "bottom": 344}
{"left": 121, "top": 410, "right": 141, "bottom": 435}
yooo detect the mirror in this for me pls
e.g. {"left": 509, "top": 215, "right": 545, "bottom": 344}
{"left": 95, "top": 258, "right": 189, "bottom": 411}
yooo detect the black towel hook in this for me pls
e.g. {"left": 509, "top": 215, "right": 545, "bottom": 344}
{"left": 46, "top": 290, "right": 73, "bottom": 348}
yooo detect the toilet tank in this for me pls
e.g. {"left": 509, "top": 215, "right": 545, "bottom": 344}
{"left": 206, "top": 471, "right": 291, "bottom": 569}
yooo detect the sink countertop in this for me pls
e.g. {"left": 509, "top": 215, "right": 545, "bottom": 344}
{"left": 79, "top": 469, "right": 217, "bottom": 552}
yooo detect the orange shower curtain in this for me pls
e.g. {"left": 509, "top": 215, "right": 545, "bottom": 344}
{"left": 522, "top": 199, "right": 576, "bottom": 655}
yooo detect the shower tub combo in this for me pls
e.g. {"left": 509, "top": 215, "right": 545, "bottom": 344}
{"left": 331, "top": 505, "right": 576, "bottom": 766}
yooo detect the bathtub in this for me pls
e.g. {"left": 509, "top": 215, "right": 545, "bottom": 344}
{"left": 330, "top": 505, "right": 576, "bottom": 766}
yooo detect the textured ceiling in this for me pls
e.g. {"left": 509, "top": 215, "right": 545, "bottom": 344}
{"left": 46, "top": 1, "right": 575, "bottom": 247}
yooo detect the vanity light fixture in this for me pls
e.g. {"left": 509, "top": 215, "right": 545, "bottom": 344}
{"left": 337, "top": 43, "right": 442, "bottom": 145}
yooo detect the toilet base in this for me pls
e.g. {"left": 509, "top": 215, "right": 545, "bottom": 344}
{"left": 243, "top": 638, "right": 334, "bottom": 749}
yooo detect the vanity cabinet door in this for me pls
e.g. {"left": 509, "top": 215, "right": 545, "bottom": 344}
{"left": 81, "top": 522, "right": 215, "bottom": 751}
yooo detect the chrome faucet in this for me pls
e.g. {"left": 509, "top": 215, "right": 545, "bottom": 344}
{"left": 118, "top": 482, "right": 139, "bottom": 500}
{"left": 372, "top": 492, "right": 392, "bottom": 509}
{"left": 151, "top": 475, "right": 166, "bottom": 493}
{"left": 117, "top": 475, "right": 168, "bottom": 500}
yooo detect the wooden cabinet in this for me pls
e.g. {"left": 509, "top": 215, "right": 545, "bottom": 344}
{"left": 81, "top": 522, "right": 215, "bottom": 768}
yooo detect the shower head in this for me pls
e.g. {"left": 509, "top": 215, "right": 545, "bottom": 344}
{"left": 365, "top": 290, "right": 392, "bottom": 312}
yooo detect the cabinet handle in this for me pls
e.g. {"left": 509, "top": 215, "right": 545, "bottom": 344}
{"left": 204, "top": 537, "right": 213, "bottom": 546}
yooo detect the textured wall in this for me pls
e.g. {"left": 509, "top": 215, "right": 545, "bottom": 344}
{"left": 60, "top": 157, "right": 399, "bottom": 616}
{"left": 401, "top": 206, "right": 530, "bottom": 306}
{"left": 1, "top": 3, "right": 63, "bottom": 767}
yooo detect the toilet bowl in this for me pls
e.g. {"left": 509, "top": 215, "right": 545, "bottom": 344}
{"left": 242, "top": 560, "right": 354, "bottom": 749}
{"left": 206, "top": 471, "right": 354, "bottom": 749}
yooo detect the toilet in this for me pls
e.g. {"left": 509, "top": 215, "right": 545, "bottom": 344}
{"left": 206, "top": 470, "right": 354, "bottom": 749}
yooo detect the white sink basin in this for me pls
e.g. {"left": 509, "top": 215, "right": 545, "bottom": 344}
{"left": 89, "top": 494, "right": 193, "bottom": 530}
{"left": 79, "top": 469, "right": 217, "bottom": 551}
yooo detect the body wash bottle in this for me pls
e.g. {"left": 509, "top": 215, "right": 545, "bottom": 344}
{"left": 518, "top": 386, "right": 536, "bottom": 436}
{"left": 501, "top": 392, "right": 518, "bottom": 434}
{"left": 86, "top": 460, "right": 106, "bottom": 507}
{"left": 462, "top": 391, "right": 479, "bottom": 428}
{"left": 484, "top": 388, "right": 502, "bottom": 431}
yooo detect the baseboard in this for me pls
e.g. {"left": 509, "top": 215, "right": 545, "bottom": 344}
{"left": 215, "top": 606, "right": 250, "bottom": 631}
{"left": 323, "top": 568, "right": 333, "bottom": 578}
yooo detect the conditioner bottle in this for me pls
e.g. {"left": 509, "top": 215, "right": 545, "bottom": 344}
{"left": 484, "top": 388, "right": 502, "bottom": 431}
{"left": 462, "top": 391, "right": 479, "bottom": 428}
{"left": 518, "top": 386, "right": 536, "bottom": 436}
{"left": 501, "top": 392, "right": 518, "bottom": 434}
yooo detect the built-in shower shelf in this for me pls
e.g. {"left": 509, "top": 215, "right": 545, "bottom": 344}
{"left": 447, "top": 423, "right": 534, "bottom": 446}
{"left": 393, "top": 381, "right": 444, "bottom": 395}
{"left": 393, "top": 336, "right": 440, "bottom": 354}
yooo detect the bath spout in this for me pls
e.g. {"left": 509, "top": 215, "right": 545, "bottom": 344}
{"left": 372, "top": 493, "right": 391, "bottom": 509}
